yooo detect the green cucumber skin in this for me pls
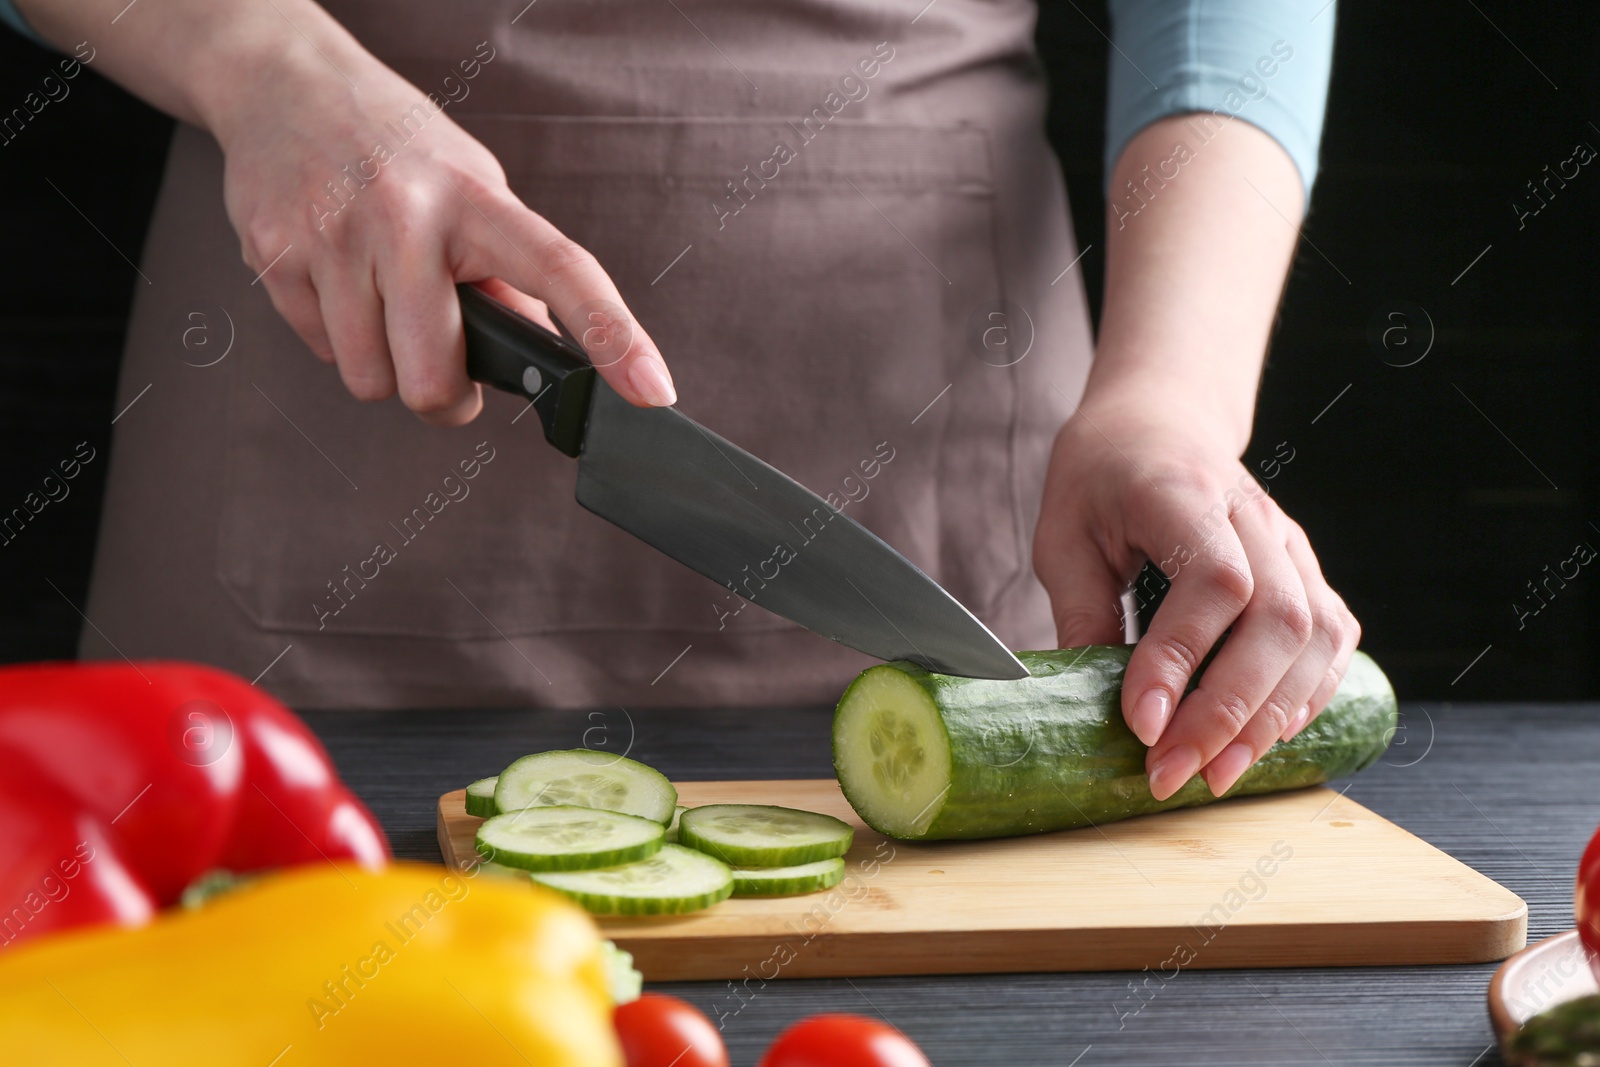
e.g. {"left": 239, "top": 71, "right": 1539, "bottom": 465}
{"left": 834, "top": 646, "right": 1397, "bottom": 841}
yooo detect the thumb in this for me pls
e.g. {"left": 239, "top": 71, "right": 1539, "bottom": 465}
{"left": 1034, "top": 531, "right": 1133, "bottom": 649}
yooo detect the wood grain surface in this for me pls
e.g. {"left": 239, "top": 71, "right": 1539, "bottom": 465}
{"left": 437, "top": 778, "right": 1525, "bottom": 980}
{"left": 305, "top": 703, "right": 1597, "bottom": 1066}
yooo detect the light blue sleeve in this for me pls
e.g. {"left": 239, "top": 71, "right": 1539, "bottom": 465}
{"left": 1105, "top": 0, "right": 1335, "bottom": 202}
{"left": 0, "top": 0, "right": 46, "bottom": 45}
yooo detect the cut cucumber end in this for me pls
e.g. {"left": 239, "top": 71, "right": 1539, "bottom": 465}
{"left": 532, "top": 844, "right": 734, "bottom": 915}
{"left": 475, "top": 806, "right": 664, "bottom": 872}
{"left": 464, "top": 776, "right": 498, "bottom": 818}
{"left": 732, "top": 857, "right": 846, "bottom": 897}
{"left": 833, "top": 665, "right": 952, "bottom": 839}
{"left": 678, "top": 804, "right": 854, "bottom": 866}
{"left": 493, "top": 749, "right": 678, "bottom": 824}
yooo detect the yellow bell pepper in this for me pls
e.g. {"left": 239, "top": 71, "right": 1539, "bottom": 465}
{"left": 0, "top": 861, "right": 622, "bottom": 1066}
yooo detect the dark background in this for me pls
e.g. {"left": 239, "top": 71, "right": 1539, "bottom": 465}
{"left": 2, "top": 1, "right": 1596, "bottom": 699}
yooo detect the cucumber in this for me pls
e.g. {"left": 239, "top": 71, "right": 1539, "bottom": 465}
{"left": 465, "top": 776, "right": 498, "bottom": 818}
{"left": 473, "top": 861, "right": 530, "bottom": 881}
{"left": 475, "top": 806, "right": 664, "bottom": 871}
{"left": 833, "top": 646, "right": 1397, "bottom": 841}
{"left": 732, "top": 858, "right": 846, "bottom": 897}
{"left": 664, "top": 805, "right": 688, "bottom": 844}
{"left": 494, "top": 749, "right": 677, "bottom": 824}
{"left": 677, "top": 804, "right": 854, "bottom": 866}
{"left": 532, "top": 844, "right": 734, "bottom": 915}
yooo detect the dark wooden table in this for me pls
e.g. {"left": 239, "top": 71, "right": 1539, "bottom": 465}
{"left": 300, "top": 702, "right": 1598, "bottom": 1067}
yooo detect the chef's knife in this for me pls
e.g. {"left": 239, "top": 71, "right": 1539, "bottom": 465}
{"left": 459, "top": 284, "right": 1028, "bottom": 680}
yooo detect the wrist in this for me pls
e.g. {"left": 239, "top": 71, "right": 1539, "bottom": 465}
{"left": 183, "top": 4, "right": 371, "bottom": 150}
{"left": 1076, "top": 354, "right": 1255, "bottom": 457}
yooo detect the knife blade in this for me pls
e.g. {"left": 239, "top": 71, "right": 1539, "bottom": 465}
{"left": 459, "top": 284, "right": 1028, "bottom": 680}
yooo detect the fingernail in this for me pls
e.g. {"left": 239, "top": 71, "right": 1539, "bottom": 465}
{"left": 627, "top": 355, "right": 677, "bottom": 407}
{"left": 1148, "top": 744, "right": 1201, "bottom": 801}
{"left": 1282, "top": 704, "right": 1311, "bottom": 741}
{"left": 1129, "top": 689, "right": 1171, "bottom": 747}
{"left": 1203, "top": 742, "right": 1255, "bottom": 797}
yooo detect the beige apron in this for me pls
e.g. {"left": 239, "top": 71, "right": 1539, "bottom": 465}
{"left": 81, "top": 0, "right": 1093, "bottom": 709}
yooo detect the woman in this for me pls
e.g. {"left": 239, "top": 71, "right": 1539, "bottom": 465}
{"left": 6, "top": 0, "right": 1350, "bottom": 802}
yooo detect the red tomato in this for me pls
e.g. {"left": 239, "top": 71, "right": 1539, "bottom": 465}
{"left": 614, "top": 994, "right": 729, "bottom": 1067}
{"left": 758, "top": 1014, "right": 933, "bottom": 1067}
{"left": 1578, "top": 822, "right": 1600, "bottom": 965}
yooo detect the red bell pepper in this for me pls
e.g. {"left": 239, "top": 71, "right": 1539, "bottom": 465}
{"left": 0, "top": 661, "right": 387, "bottom": 950}
{"left": 1579, "top": 821, "right": 1600, "bottom": 976}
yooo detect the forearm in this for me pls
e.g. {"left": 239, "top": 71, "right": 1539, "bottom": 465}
{"left": 1086, "top": 115, "right": 1304, "bottom": 457}
{"left": 13, "top": 0, "right": 377, "bottom": 144}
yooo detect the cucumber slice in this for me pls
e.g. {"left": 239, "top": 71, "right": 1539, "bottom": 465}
{"left": 732, "top": 857, "right": 846, "bottom": 897}
{"left": 464, "top": 776, "right": 498, "bottom": 818}
{"left": 664, "top": 805, "right": 688, "bottom": 843}
{"left": 532, "top": 844, "right": 733, "bottom": 915}
{"left": 677, "top": 804, "right": 854, "bottom": 866}
{"left": 473, "top": 860, "right": 530, "bottom": 881}
{"left": 494, "top": 749, "right": 678, "bottom": 824}
{"left": 475, "top": 806, "right": 664, "bottom": 872}
{"left": 603, "top": 941, "right": 643, "bottom": 1004}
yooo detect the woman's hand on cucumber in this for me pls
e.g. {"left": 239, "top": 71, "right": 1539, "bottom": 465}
{"left": 18, "top": 0, "right": 676, "bottom": 423}
{"left": 1035, "top": 116, "right": 1360, "bottom": 803}
{"left": 1033, "top": 397, "right": 1360, "bottom": 803}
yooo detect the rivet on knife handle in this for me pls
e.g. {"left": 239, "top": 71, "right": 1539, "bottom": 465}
{"left": 459, "top": 283, "right": 596, "bottom": 457}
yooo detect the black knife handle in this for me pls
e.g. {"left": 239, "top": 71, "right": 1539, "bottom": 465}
{"left": 460, "top": 283, "right": 596, "bottom": 456}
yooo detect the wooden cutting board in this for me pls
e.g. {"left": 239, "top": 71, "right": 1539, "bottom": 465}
{"left": 437, "top": 780, "right": 1526, "bottom": 981}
